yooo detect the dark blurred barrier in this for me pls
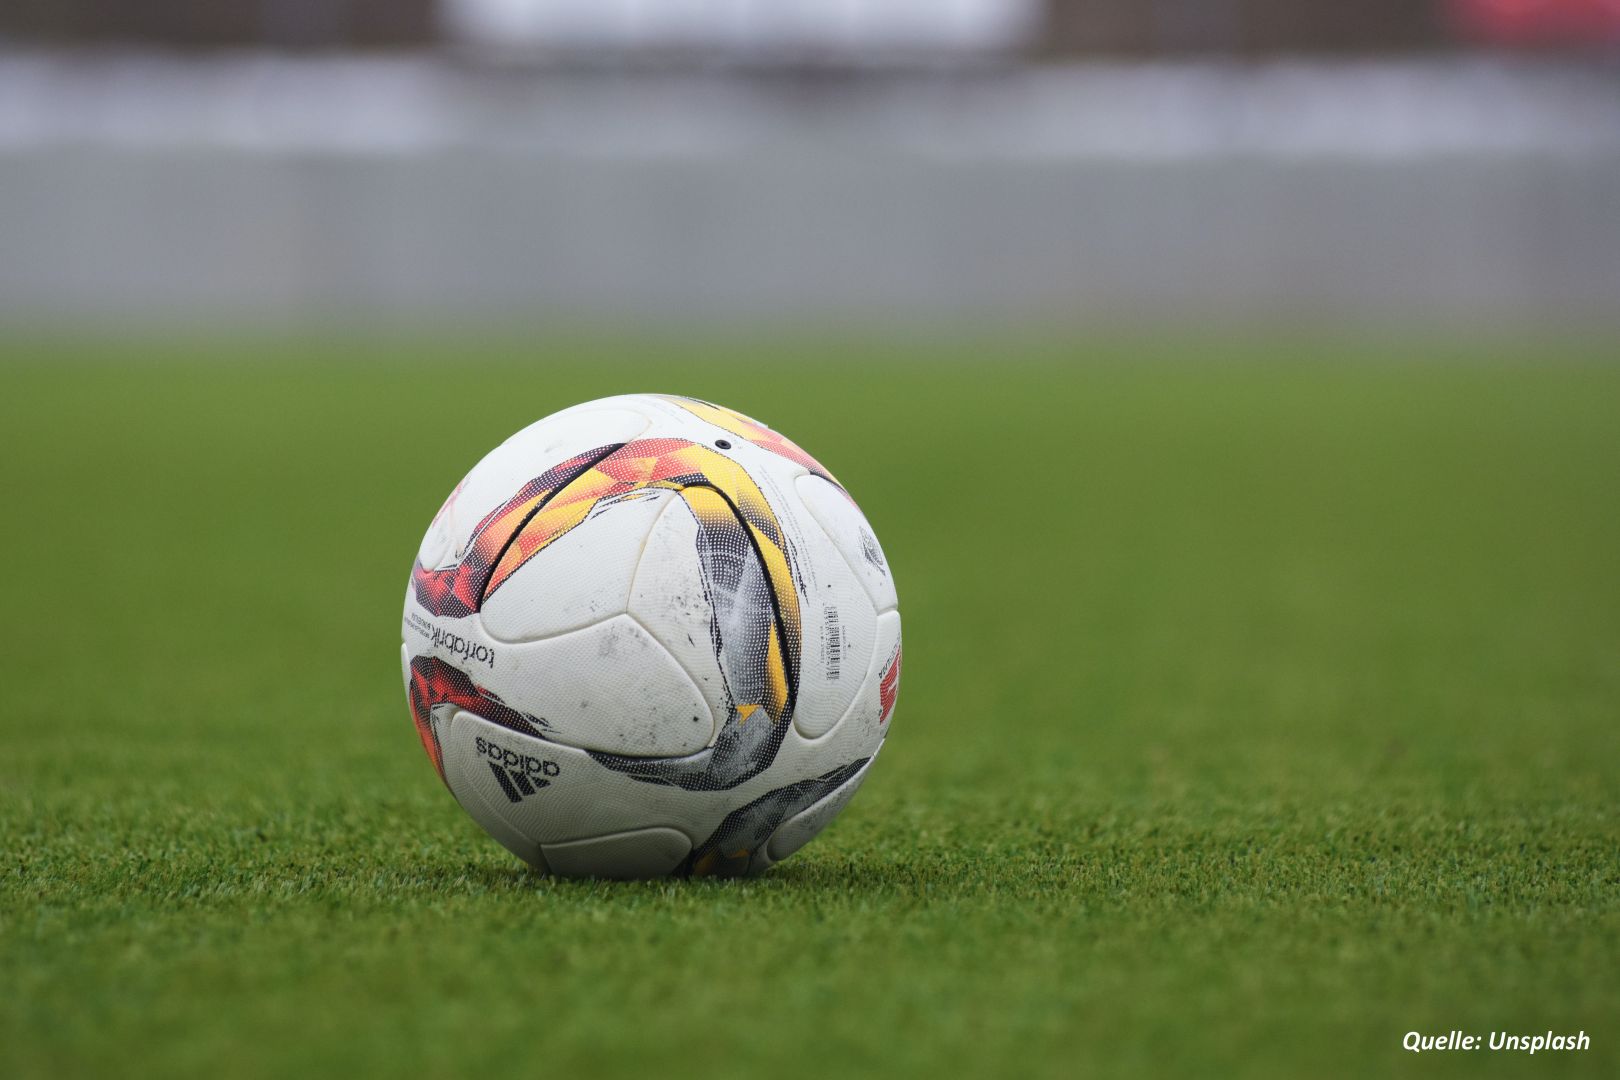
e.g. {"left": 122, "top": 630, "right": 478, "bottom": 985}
{"left": 14, "top": 0, "right": 1620, "bottom": 57}
{"left": 1039, "top": 0, "right": 1447, "bottom": 56}
{"left": 0, "top": 0, "right": 435, "bottom": 49}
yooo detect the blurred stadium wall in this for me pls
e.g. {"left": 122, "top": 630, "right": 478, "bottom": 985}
{"left": 0, "top": 1, "right": 1616, "bottom": 328}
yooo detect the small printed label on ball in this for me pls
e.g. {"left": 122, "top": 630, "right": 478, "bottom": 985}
{"left": 822, "top": 605, "right": 844, "bottom": 681}
{"left": 405, "top": 610, "right": 495, "bottom": 669}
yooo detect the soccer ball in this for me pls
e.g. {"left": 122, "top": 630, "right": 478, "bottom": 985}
{"left": 401, "top": 395, "right": 901, "bottom": 878}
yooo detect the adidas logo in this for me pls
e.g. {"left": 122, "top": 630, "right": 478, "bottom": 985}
{"left": 475, "top": 736, "right": 560, "bottom": 803}
{"left": 488, "top": 761, "right": 550, "bottom": 802}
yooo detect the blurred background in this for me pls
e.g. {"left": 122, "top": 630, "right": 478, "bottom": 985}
{"left": 1, "top": 0, "right": 1617, "bottom": 330}
{"left": 6, "top": 9, "right": 1620, "bottom": 1078}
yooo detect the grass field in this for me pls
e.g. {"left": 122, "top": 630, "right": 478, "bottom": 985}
{"left": 3, "top": 335, "right": 1617, "bottom": 1078}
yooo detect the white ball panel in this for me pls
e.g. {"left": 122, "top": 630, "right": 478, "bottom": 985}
{"left": 494, "top": 614, "right": 715, "bottom": 756}
{"left": 479, "top": 489, "right": 672, "bottom": 643}
{"left": 627, "top": 495, "right": 730, "bottom": 734}
{"left": 440, "top": 711, "right": 550, "bottom": 871}
{"left": 788, "top": 608, "right": 900, "bottom": 758}
{"left": 763, "top": 751, "right": 878, "bottom": 865}
{"left": 788, "top": 514, "right": 876, "bottom": 740}
{"left": 541, "top": 828, "right": 693, "bottom": 879}
{"left": 795, "top": 474, "right": 898, "bottom": 614}
{"left": 443, "top": 711, "right": 715, "bottom": 850}
{"left": 744, "top": 609, "right": 894, "bottom": 797}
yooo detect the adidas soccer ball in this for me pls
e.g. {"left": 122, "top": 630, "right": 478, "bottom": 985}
{"left": 402, "top": 395, "right": 901, "bottom": 878}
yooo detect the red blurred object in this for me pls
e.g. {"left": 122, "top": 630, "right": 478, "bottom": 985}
{"left": 1448, "top": 0, "right": 1620, "bottom": 45}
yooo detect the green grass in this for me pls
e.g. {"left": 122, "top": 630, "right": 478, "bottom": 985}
{"left": 2, "top": 335, "right": 1617, "bottom": 1079}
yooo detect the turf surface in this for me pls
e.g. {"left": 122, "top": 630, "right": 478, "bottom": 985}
{"left": 3, "top": 336, "right": 1618, "bottom": 1078}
